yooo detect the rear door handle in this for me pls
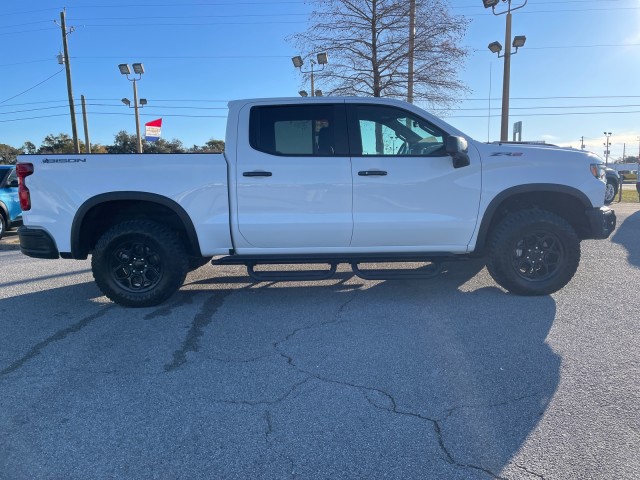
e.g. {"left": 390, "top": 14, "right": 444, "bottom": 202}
{"left": 243, "top": 171, "right": 272, "bottom": 177}
{"left": 358, "top": 170, "right": 387, "bottom": 176}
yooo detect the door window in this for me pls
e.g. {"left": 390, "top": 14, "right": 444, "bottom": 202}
{"left": 249, "top": 104, "right": 348, "bottom": 156}
{"left": 351, "top": 104, "right": 447, "bottom": 157}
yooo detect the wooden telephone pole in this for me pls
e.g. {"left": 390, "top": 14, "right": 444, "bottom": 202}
{"left": 59, "top": 10, "right": 80, "bottom": 154}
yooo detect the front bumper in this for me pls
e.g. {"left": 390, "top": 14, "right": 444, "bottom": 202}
{"left": 585, "top": 207, "right": 616, "bottom": 239}
{"left": 18, "top": 226, "right": 60, "bottom": 259}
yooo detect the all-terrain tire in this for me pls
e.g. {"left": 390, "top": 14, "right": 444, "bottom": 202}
{"left": 91, "top": 220, "right": 188, "bottom": 307}
{"left": 486, "top": 209, "right": 580, "bottom": 296}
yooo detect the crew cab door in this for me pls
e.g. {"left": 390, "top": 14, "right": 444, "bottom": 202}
{"left": 348, "top": 103, "right": 481, "bottom": 251}
{"left": 234, "top": 103, "right": 353, "bottom": 248}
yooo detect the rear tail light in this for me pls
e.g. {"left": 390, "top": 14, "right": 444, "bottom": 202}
{"left": 16, "top": 163, "right": 34, "bottom": 211}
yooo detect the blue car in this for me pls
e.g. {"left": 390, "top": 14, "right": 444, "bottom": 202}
{"left": 0, "top": 165, "right": 22, "bottom": 240}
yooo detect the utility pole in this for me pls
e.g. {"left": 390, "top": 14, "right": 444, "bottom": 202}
{"left": 81, "top": 95, "right": 91, "bottom": 153}
{"left": 59, "top": 10, "right": 80, "bottom": 154}
{"left": 603, "top": 132, "right": 612, "bottom": 167}
{"left": 407, "top": 0, "right": 416, "bottom": 104}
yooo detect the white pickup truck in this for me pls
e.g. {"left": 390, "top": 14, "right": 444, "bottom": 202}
{"left": 17, "top": 97, "right": 616, "bottom": 307}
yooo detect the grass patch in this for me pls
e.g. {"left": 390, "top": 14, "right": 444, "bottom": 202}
{"left": 615, "top": 189, "right": 640, "bottom": 203}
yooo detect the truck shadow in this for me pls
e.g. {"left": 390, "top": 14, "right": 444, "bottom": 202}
{"left": 1, "top": 259, "right": 559, "bottom": 477}
{"left": 611, "top": 210, "right": 640, "bottom": 268}
{"left": 181, "top": 258, "right": 559, "bottom": 475}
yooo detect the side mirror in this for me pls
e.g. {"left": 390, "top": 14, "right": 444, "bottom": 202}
{"left": 9, "top": 179, "right": 19, "bottom": 188}
{"left": 446, "top": 136, "right": 470, "bottom": 169}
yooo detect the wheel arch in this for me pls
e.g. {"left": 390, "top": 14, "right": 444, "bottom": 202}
{"left": 70, "top": 192, "right": 201, "bottom": 259}
{"left": 474, "top": 184, "right": 594, "bottom": 255}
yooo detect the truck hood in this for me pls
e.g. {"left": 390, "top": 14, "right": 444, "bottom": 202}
{"left": 471, "top": 141, "right": 603, "bottom": 166}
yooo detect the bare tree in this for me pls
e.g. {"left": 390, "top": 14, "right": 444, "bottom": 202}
{"left": 290, "top": 0, "right": 470, "bottom": 107}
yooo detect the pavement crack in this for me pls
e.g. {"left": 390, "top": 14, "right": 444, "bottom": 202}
{"left": 273, "top": 294, "right": 509, "bottom": 480}
{"left": 164, "top": 291, "right": 231, "bottom": 372}
{"left": 515, "top": 464, "right": 545, "bottom": 479}
{"left": 264, "top": 410, "right": 273, "bottom": 439}
{"left": 0, "top": 306, "right": 115, "bottom": 378}
{"left": 274, "top": 290, "right": 359, "bottom": 362}
{"left": 216, "top": 377, "right": 312, "bottom": 407}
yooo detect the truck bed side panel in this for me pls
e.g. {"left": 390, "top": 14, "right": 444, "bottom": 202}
{"left": 18, "top": 153, "right": 232, "bottom": 255}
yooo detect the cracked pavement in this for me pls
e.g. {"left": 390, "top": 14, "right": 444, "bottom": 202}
{"left": 1, "top": 204, "right": 639, "bottom": 479}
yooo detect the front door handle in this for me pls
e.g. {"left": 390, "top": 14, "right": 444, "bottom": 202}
{"left": 243, "top": 171, "right": 272, "bottom": 177}
{"left": 358, "top": 170, "right": 387, "bottom": 176}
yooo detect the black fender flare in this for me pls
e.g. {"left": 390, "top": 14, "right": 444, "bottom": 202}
{"left": 70, "top": 191, "right": 201, "bottom": 259}
{"left": 473, "top": 183, "right": 594, "bottom": 254}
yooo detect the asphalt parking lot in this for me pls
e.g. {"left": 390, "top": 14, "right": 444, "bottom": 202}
{"left": 1, "top": 204, "right": 639, "bottom": 479}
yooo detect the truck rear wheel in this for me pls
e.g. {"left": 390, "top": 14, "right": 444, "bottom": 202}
{"left": 91, "top": 220, "right": 188, "bottom": 307}
{"left": 486, "top": 209, "right": 580, "bottom": 296}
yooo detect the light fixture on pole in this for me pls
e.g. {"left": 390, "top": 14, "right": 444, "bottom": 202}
{"left": 291, "top": 52, "right": 328, "bottom": 97}
{"left": 603, "top": 132, "right": 612, "bottom": 167}
{"left": 484, "top": 0, "right": 528, "bottom": 142}
{"left": 118, "top": 62, "right": 146, "bottom": 153}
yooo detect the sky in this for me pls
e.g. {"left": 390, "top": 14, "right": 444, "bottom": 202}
{"left": 2, "top": 0, "right": 640, "bottom": 161}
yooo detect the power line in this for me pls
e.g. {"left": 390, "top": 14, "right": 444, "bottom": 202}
{"left": 461, "top": 95, "right": 640, "bottom": 102}
{"left": 3, "top": 42, "right": 638, "bottom": 69}
{"left": 0, "top": 27, "right": 58, "bottom": 37}
{"left": 444, "top": 110, "right": 640, "bottom": 119}
{"left": 0, "top": 70, "right": 64, "bottom": 104}
{"left": 5, "top": 95, "right": 640, "bottom": 111}
{"left": 4, "top": 7, "right": 61, "bottom": 16}
{"left": 3, "top": 107, "right": 640, "bottom": 124}
{"left": 6, "top": 101, "right": 640, "bottom": 115}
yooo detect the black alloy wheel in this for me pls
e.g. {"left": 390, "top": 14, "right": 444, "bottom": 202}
{"left": 510, "top": 231, "right": 564, "bottom": 282}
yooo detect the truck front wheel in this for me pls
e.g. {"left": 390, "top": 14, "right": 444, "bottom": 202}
{"left": 604, "top": 180, "right": 617, "bottom": 204}
{"left": 486, "top": 209, "right": 580, "bottom": 296}
{"left": 91, "top": 220, "right": 188, "bottom": 307}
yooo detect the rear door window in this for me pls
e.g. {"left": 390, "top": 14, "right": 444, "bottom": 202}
{"left": 249, "top": 104, "right": 348, "bottom": 156}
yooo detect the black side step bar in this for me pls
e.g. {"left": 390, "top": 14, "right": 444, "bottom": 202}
{"left": 247, "top": 263, "right": 337, "bottom": 282}
{"left": 212, "top": 253, "right": 461, "bottom": 283}
{"left": 351, "top": 261, "right": 443, "bottom": 280}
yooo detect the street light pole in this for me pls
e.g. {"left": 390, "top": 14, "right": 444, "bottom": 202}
{"left": 310, "top": 60, "right": 316, "bottom": 96}
{"left": 483, "top": 0, "right": 528, "bottom": 142}
{"left": 500, "top": 9, "right": 512, "bottom": 142}
{"left": 132, "top": 78, "right": 142, "bottom": 153}
{"left": 118, "top": 63, "right": 145, "bottom": 153}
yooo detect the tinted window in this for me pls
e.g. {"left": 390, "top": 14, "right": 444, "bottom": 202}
{"left": 351, "top": 105, "right": 447, "bottom": 157}
{"left": 250, "top": 105, "right": 347, "bottom": 156}
{"left": 0, "top": 169, "right": 9, "bottom": 186}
